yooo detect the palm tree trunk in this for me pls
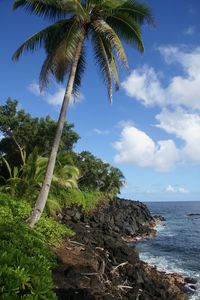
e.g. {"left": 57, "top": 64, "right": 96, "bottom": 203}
{"left": 28, "top": 34, "right": 85, "bottom": 227}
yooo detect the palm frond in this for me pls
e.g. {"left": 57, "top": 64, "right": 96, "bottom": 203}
{"left": 12, "top": 20, "right": 70, "bottom": 61}
{"left": 72, "top": 46, "right": 87, "bottom": 97}
{"left": 39, "top": 44, "right": 68, "bottom": 90}
{"left": 39, "top": 21, "right": 83, "bottom": 90}
{"left": 61, "top": 165, "right": 80, "bottom": 177}
{"left": 87, "top": 0, "right": 125, "bottom": 12}
{"left": 52, "top": 174, "right": 78, "bottom": 189}
{"left": 2, "top": 157, "right": 12, "bottom": 178}
{"left": 13, "top": 0, "right": 87, "bottom": 20}
{"left": 110, "top": 54, "right": 119, "bottom": 90}
{"left": 92, "top": 32, "right": 113, "bottom": 102}
{"left": 114, "top": 0, "right": 154, "bottom": 25}
{"left": 107, "top": 12, "right": 144, "bottom": 52}
{"left": 92, "top": 20, "right": 128, "bottom": 69}
{"left": 46, "top": 197, "right": 62, "bottom": 217}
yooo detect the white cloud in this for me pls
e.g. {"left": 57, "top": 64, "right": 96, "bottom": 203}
{"left": 165, "top": 185, "right": 189, "bottom": 194}
{"left": 118, "top": 46, "right": 200, "bottom": 171}
{"left": 122, "top": 66, "right": 165, "bottom": 107}
{"left": 92, "top": 128, "right": 110, "bottom": 135}
{"left": 45, "top": 86, "right": 65, "bottom": 106}
{"left": 156, "top": 108, "right": 200, "bottom": 163}
{"left": 28, "top": 82, "right": 43, "bottom": 96}
{"left": 114, "top": 107, "right": 200, "bottom": 171}
{"left": 178, "top": 187, "right": 189, "bottom": 193}
{"left": 183, "top": 26, "right": 195, "bottom": 36}
{"left": 28, "top": 82, "right": 83, "bottom": 107}
{"left": 122, "top": 46, "right": 200, "bottom": 110}
{"left": 165, "top": 185, "right": 175, "bottom": 193}
{"left": 113, "top": 123, "right": 179, "bottom": 171}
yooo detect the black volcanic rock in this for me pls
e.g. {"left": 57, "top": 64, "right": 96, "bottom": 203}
{"left": 154, "top": 215, "right": 166, "bottom": 222}
{"left": 62, "top": 198, "right": 154, "bottom": 239}
{"left": 184, "top": 277, "right": 197, "bottom": 284}
{"left": 53, "top": 198, "right": 187, "bottom": 300}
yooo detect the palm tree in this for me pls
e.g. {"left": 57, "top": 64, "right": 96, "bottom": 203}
{"left": 13, "top": 0, "right": 153, "bottom": 227}
{"left": 1, "top": 151, "right": 79, "bottom": 201}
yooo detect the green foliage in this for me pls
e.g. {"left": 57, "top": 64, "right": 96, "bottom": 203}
{"left": 74, "top": 151, "right": 125, "bottom": 196}
{"left": 65, "top": 189, "right": 106, "bottom": 213}
{"left": 1, "top": 151, "right": 80, "bottom": 217}
{"left": 0, "top": 196, "right": 31, "bottom": 222}
{"left": 35, "top": 216, "right": 75, "bottom": 246}
{"left": 0, "top": 192, "right": 74, "bottom": 299}
{"left": 0, "top": 99, "right": 79, "bottom": 175}
{"left": 0, "top": 221, "right": 56, "bottom": 300}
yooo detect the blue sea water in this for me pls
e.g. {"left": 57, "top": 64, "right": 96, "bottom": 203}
{"left": 136, "top": 201, "right": 200, "bottom": 300}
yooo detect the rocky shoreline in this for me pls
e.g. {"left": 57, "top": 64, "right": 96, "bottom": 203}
{"left": 53, "top": 198, "right": 189, "bottom": 300}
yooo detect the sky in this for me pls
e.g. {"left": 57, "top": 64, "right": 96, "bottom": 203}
{"left": 1, "top": 0, "right": 200, "bottom": 202}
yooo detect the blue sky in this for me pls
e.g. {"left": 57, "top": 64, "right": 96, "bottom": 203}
{"left": 1, "top": 0, "right": 200, "bottom": 202}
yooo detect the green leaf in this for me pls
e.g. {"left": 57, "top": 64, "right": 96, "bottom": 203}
{"left": 2, "top": 158, "right": 12, "bottom": 178}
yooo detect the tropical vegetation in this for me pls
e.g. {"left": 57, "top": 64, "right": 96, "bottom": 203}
{"left": 12, "top": 0, "right": 153, "bottom": 226}
{"left": 0, "top": 100, "right": 125, "bottom": 298}
{"left": 0, "top": 192, "right": 73, "bottom": 299}
{"left": 0, "top": 0, "right": 152, "bottom": 298}
{"left": 0, "top": 99, "right": 125, "bottom": 216}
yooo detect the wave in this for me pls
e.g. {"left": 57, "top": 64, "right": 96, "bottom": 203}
{"left": 156, "top": 223, "right": 175, "bottom": 237}
{"left": 139, "top": 252, "right": 200, "bottom": 300}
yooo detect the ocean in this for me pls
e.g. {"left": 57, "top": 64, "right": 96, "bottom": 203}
{"left": 136, "top": 201, "right": 200, "bottom": 300}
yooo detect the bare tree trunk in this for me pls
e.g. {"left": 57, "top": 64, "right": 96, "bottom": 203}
{"left": 28, "top": 34, "right": 85, "bottom": 227}
{"left": 9, "top": 130, "right": 25, "bottom": 165}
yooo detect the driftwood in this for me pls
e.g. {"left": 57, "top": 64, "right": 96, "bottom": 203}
{"left": 69, "top": 240, "right": 85, "bottom": 247}
{"left": 111, "top": 261, "right": 128, "bottom": 274}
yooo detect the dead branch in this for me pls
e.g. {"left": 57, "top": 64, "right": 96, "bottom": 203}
{"left": 81, "top": 272, "right": 98, "bottom": 276}
{"left": 117, "top": 285, "right": 133, "bottom": 291}
{"left": 111, "top": 261, "right": 128, "bottom": 274}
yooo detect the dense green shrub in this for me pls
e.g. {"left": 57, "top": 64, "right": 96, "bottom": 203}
{"left": 0, "top": 193, "right": 74, "bottom": 299}
{"left": 35, "top": 216, "right": 74, "bottom": 246}
{"left": 0, "top": 222, "right": 56, "bottom": 299}
{"left": 65, "top": 189, "right": 106, "bottom": 212}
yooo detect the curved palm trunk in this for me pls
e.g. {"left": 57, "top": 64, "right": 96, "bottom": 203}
{"left": 28, "top": 35, "right": 85, "bottom": 227}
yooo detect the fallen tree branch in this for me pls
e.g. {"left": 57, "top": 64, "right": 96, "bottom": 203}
{"left": 117, "top": 285, "right": 133, "bottom": 291}
{"left": 69, "top": 240, "right": 85, "bottom": 247}
{"left": 81, "top": 272, "right": 98, "bottom": 276}
{"left": 111, "top": 261, "right": 128, "bottom": 274}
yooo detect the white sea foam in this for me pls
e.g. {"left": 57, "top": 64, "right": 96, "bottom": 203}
{"left": 155, "top": 224, "right": 165, "bottom": 232}
{"left": 156, "top": 223, "right": 175, "bottom": 237}
{"left": 140, "top": 252, "right": 183, "bottom": 274}
{"left": 139, "top": 252, "right": 200, "bottom": 300}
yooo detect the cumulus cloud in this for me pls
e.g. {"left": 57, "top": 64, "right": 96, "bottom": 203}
{"left": 156, "top": 108, "right": 200, "bottom": 163}
{"left": 114, "top": 107, "right": 200, "bottom": 171}
{"left": 113, "top": 123, "right": 179, "bottom": 171}
{"left": 118, "top": 46, "right": 200, "bottom": 170}
{"left": 122, "top": 66, "right": 165, "bottom": 107}
{"left": 114, "top": 105, "right": 200, "bottom": 171}
{"left": 122, "top": 46, "right": 200, "bottom": 110}
{"left": 165, "top": 185, "right": 189, "bottom": 194}
{"left": 28, "top": 82, "right": 83, "bottom": 107}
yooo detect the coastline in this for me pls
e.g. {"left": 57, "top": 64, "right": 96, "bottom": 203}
{"left": 53, "top": 198, "right": 188, "bottom": 299}
{"left": 136, "top": 216, "right": 198, "bottom": 300}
